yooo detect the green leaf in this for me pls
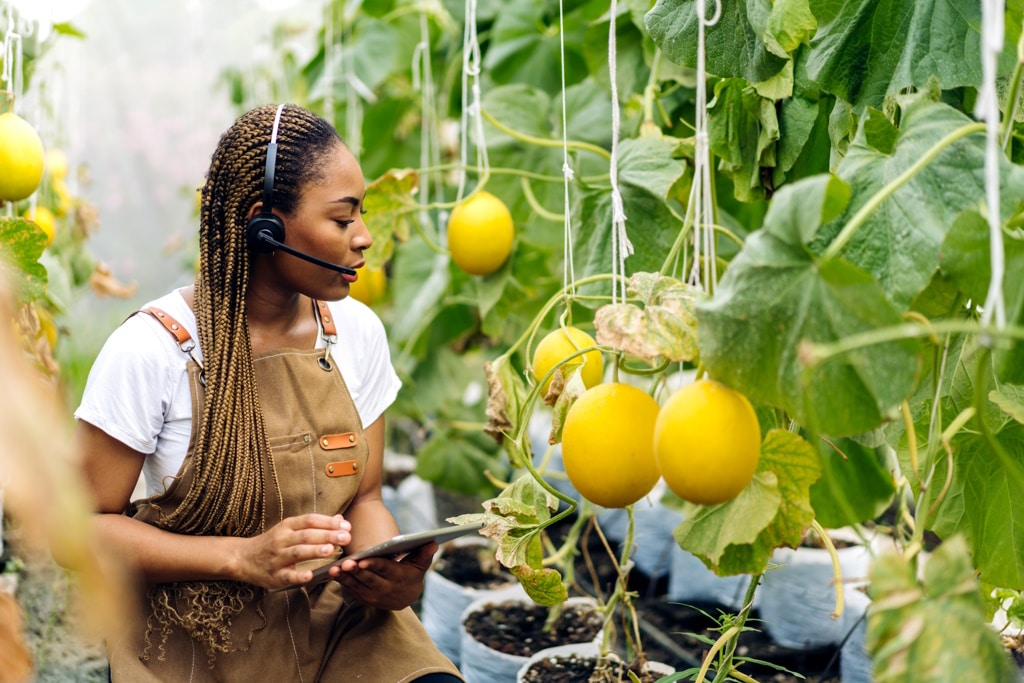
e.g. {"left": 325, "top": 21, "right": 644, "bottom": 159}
{"left": 593, "top": 272, "right": 699, "bottom": 363}
{"left": 511, "top": 564, "right": 569, "bottom": 606}
{"left": 932, "top": 416, "right": 1024, "bottom": 590}
{"left": 645, "top": 0, "right": 789, "bottom": 84}
{"left": 414, "top": 428, "right": 505, "bottom": 496}
{"left": 364, "top": 169, "right": 420, "bottom": 269}
{"left": 825, "top": 94, "right": 1024, "bottom": 311}
{"left": 574, "top": 182, "right": 683, "bottom": 286}
{"left": 991, "top": 385, "right": 1024, "bottom": 424}
{"left": 866, "top": 536, "right": 1019, "bottom": 683}
{"left": 697, "top": 229, "right": 920, "bottom": 437}
{"left": 809, "top": 438, "right": 897, "bottom": 528}
{"left": 707, "top": 79, "right": 780, "bottom": 203}
{"left": 483, "top": 0, "right": 588, "bottom": 95}
{"left": 674, "top": 429, "right": 820, "bottom": 575}
{"left": 804, "top": 0, "right": 996, "bottom": 111}
{"left": 673, "top": 472, "right": 781, "bottom": 568}
{"left": 0, "top": 217, "right": 49, "bottom": 303}
{"left": 389, "top": 238, "right": 450, "bottom": 345}
{"left": 762, "top": 173, "right": 851, "bottom": 245}
{"left": 941, "top": 211, "right": 1024, "bottom": 384}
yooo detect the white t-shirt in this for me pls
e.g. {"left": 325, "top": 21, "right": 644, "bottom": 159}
{"left": 75, "top": 289, "right": 402, "bottom": 498}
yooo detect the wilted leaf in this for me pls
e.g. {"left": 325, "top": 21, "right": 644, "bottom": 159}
{"left": 511, "top": 565, "right": 569, "bottom": 606}
{"left": 363, "top": 169, "right": 420, "bottom": 270}
{"left": 594, "top": 272, "right": 699, "bottom": 363}
{"left": 484, "top": 355, "right": 529, "bottom": 447}
{"left": 548, "top": 367, "right": 586, "bottom": 443}
{"left": 866, "top": 536, "right": 1019, "bottom": 683}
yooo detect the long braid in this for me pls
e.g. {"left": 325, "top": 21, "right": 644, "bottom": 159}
{"left": 143, "top": 105, "right": 344, "bottom": 662}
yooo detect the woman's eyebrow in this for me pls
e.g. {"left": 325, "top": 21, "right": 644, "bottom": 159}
{"left": 330, "top": 196, "right": 362, "bottom": 206}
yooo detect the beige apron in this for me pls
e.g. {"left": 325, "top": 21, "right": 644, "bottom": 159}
{"left": 106, "top": 300, "right": 462, "bottom": 682}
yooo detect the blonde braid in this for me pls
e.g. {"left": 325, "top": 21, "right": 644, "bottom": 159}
{"left": 143, "top": 105, "right": 344, "bottom": 662}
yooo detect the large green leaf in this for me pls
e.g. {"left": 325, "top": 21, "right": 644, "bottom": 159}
{"left": 941, "top": 211, "right": 1024, "bottom": 384}
{"left": 804, "top": 0, "right": 1014, "bottom": 111}
{"left": 672, "top": 429, "right": 820, "bottom": 575}
{"left": 866, "top": 536, "right": 1019, "bottom": 683}
{"left": 0, "top": 217, "right": 48, "bottom": 303}
{"left": 697, "top": 178, "right": 920, "bottom": 437}
{"left": 825, "top": 94, "right": 1024, "bottom": 311}
{"left": 363, "top": 169, "right": 420, "bottom": 270}
{"left": 645, "top": 0, "right": 789, "bottom": 84}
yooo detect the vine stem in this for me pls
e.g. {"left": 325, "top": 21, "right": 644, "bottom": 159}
{"left": 803, "top": 320, "right": 1024, "bottom": 366}
{"left": 696, "top": 625, "right": 741, "bottom": 683}
{"left": 811, "top": 519, "right": 845, "bottom": 620}
{"left": 480, "top": 107, "right": 612, "bottom": 160}
{"left": 501, "top": 272, "right": 627, "bottom": 360}
{"left": 822, "top": 122, "right": 987, "bottom": 262}
{"left": 520, "top": 177, "right": 564, "bottom": 222}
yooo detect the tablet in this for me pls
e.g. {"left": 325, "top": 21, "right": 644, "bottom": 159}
{"left": 303, "top": 521, "right": 486, "bottom": 587}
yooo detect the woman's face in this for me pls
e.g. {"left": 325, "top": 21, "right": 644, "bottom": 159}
{"left": 251, "top": 141, "right": 371, "bottom": 303}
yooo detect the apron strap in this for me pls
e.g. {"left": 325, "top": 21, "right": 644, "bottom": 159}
{"left": 312, "top": 300, "right": 337, "bottom": 371}
{"left": 140, "top": 307, "right": 196, "bottom": 356}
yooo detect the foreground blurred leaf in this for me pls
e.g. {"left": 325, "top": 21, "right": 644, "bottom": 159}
{"left": 867, "top": 536, "right": 1019, "bottom": 683}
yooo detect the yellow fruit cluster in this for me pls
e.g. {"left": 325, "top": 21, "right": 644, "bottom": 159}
{"left": 558, "top": 373, "right": 762, "bottom": 509}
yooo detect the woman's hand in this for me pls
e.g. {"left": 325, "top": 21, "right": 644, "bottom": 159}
{"left": 329, "top": 541, "right": 438, "bottom": 611}
{"left": 233, "top": 513, "right": 352, "bottom": 590}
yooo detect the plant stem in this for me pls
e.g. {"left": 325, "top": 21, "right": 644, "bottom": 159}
{"left": 822, "top": 122, "right": 986, "bottom": 261}
{"left": 803, "top": 320, "right": 1024, "bottom": 367}
{"left": 709, "top": 571, "right": 763, "bottom": 683}
{"left": 1002, "top": 33, "right": 1024, "bottom": 150}
{"left": 480, "top": 107, "right": 612, "bottom": 160}
{"left": 697, "top": 625, "right": 741, "bottom": 683}
{"left": 520, "top": 177, "right": 564, "bottom": 222}
{"left": 811, "top": 519, "right": 845, "bottom": 620}
{"left": 642, "top": 49, "right": 663, "bottom": 124}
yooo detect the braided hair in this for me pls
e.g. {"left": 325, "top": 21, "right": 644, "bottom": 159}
{"left": 145, "top": 104, "right": 344, "bottom": 662}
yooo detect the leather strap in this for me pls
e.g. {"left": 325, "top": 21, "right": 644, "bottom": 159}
{"left": 141, "top": 307, "right": 192, "bottom": 347}
{"left": 314, "top": 300, "right": 337, "bottom": 338}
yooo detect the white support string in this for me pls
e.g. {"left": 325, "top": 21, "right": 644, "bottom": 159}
{"left": 976, "top": 0, "right": 1006, "bottom": 328}
{"left": 558, "top": 0, "right": 576, "bottom": 299}
{"left": 2, "top": 4, "right": 25, "bottom": 112}
{"left": 323, "top": 0, "right": 334, "bottom": 118}
{"left": 339, "top": 18, "right": 366, "bottom": 157}
{"left": 414, "top": 10, "right": 443, "bottom": 234}
{"left": 608, "top": 0, "right": 633, "bottom": 304}
{"left": 457, "top": 0, "right": 488, "bottom": 206}
{"left": 687, "top": 0, "right": 721, "bottom": 295}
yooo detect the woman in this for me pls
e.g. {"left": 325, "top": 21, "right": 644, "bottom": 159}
{"left": 75, "top": 104, "right": 463, "bottom": 682}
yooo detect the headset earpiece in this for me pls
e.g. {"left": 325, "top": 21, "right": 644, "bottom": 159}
{"left": 246, "top": 104, "right": 287, "bottom": 254}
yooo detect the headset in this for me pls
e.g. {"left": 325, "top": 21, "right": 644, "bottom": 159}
{"left": 245, "top": 104, "right": 357, "bottom": 277}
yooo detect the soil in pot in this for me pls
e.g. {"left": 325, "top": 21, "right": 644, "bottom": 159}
{"left": 462, "top": 599, "right": 604, "bottom": 657}
{"left": 520, "top": 652, "right": 668, "bottom": 683}
{"left": 432, "top": 543, "right": 514, "bottom": 589}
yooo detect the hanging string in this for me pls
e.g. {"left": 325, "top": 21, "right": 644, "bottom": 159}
{"left": 2, "top": 2, "right": 25, "bottom": 112}
{"left": 687, "top": 0, "right": 722, "bottom": 295}
{"left": 976, "top": 0, "right": 1006, "bottom": 328}
{"left": 338, "top": 16, "right": 371, "bottom": 157}
{"left": 323, "top": 0, "right": 334, "bottom": 119}
{"left": 413, "top": 10, "right": 443, "bottom": 235}
{"left": 457, "top": 0, "right": 488, "bottom": 206}
{"left": 607, "top": 0, "right": 632, "bottom": 304}
{"left": 558, "top": 0, "right": 576, "bottom": 301}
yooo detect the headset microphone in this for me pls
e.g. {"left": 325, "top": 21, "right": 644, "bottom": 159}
{"left": 246, "top": 104, "right": 358, "bottom": 278}
{"left": 251, "top": 229, "right": 358, "bottom": 276}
